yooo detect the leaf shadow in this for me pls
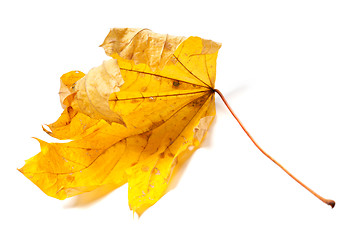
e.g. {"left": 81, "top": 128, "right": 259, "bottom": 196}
{"left": 222, "top": 85, "right": 248, "bottom": 99}
{"left": 216, "top": 85, "right": 248, "bottom": 109}
{"left": 63, "top": 184, "right": 120, "bottom": 208}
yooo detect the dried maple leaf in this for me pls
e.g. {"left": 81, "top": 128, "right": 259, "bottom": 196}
{"left": 20, "top": 29, "right": 220, "bottom": 215}
{"left": 19, "top": 28, "right": 334, "bottom": 216}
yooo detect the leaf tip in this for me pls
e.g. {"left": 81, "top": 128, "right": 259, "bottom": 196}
{"left": 42, "top": 124, "right": 52, "bottom": 135}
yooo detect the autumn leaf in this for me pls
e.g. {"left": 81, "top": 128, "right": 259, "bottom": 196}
{"left": 20, "top": 28, "right": 335, "bottom": 215}
{"left": 19, "top": 28, "right": 221, "bottom": 215}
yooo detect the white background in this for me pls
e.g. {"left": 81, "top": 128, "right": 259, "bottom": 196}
{"left": 1, "top": 0, "right": 359, "bottom": 239}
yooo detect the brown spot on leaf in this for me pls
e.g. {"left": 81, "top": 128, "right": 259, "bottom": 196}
{"left": 173, "top": 80, "right": 180, "bottom": 87}
{"left": 131, "top": 99, "right": 140, "bottom": 103}
{"left": 66, "top": 175, "right": 75, "bottom": 182}
{"left": 141, "top": 165, "right": 149, "bottom": 172}
{"left": 152, "top": 167, "right": 160, "bottom": 175}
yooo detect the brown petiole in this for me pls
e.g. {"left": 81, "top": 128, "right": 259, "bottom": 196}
{"left": 214, "top": 89, "right": 335, "bottom": 208}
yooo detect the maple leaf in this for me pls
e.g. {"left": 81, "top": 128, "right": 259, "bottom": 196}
{"left": 19, "top": 28, "right": 335, "bottom": 216}
{"left": 19, "top": 28, "right": 221, "bottom": 215}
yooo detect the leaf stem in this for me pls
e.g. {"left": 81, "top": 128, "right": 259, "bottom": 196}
{"left": 214, "top": 89, "right": 335, "bottom": 208}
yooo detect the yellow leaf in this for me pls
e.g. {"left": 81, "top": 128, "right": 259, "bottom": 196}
{"left": 44, "top": 70, "right": 103, "bottom": 140}
{"left": 59, "top": 70, "right": 85, "bottom": 108}
{"left": 19, "top": 28, "right": 221, "bottom": 216}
